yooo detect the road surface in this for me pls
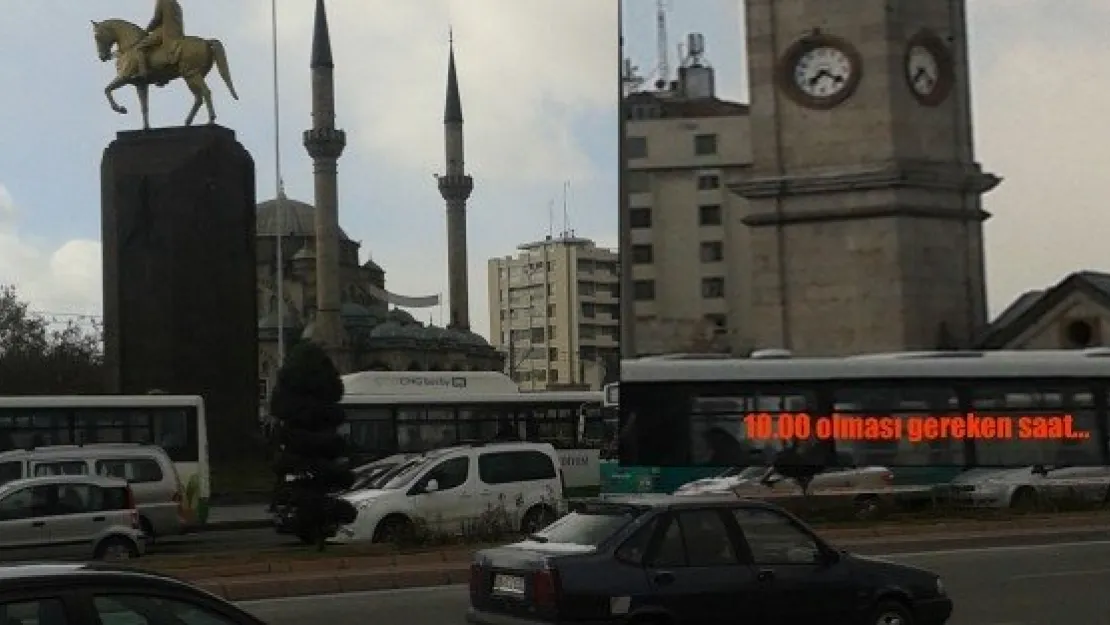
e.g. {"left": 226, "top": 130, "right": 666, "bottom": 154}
{"left": 241, "top": 539, "right": 1110, "bottom": 625}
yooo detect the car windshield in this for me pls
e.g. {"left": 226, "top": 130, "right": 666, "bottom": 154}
{"left": 377, "top": 457, "right": 433, "bottom": 490}
{"left": 349, "top": 464, "right": 395, "bottom": 491}
{"left": 529, "top": 509, "right": 642, "bottom": 547}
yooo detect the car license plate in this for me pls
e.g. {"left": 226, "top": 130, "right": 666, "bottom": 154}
{"left": 492, "top": 574, "right": 525, "bottom": 596}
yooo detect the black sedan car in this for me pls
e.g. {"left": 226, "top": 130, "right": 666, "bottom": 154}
{"left": 0, "top": 563, "right": 268, "bottom": 625}
{"left": 468, "top": 496, "right": 951, "bottom": 625}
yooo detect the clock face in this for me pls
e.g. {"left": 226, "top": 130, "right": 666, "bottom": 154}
{"left": 793, "top": 46, "right": 855, "bottom": 99}
{"left": 906, "top": 45, "right": 940, "bottom": 96}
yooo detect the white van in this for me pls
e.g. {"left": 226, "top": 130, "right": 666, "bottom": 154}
{"left": 0, "top": 444, "right": 188, "bottom": 540}
{"left": 334, "top": 442, "right": 565, "bottom": 543}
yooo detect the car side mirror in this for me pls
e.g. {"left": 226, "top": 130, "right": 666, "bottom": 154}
{"left": 424, "top": 479, "right": 439, "bottom": 493}
{"left": 822, "top": 548, "right": 842, "bottom": 565}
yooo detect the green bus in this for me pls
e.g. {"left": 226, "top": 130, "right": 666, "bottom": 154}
{"left": 611, "top": 349, "right": 1110, "bottom": 493}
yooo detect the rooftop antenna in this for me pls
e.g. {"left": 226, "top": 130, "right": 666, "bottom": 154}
{"left": 270, "top": 0, "right": 288, "bottom": 368}
{"left": 622, "top": 59, "right": 645, "bottom": 96}
{"left": 654, "top": 0, "right": 670, "bottom": 89}
{"left": 562, "top": 181, "right": 571, "bottom": 238}
{"left": 547, "top": 199, "right": 555, "bottom": 239}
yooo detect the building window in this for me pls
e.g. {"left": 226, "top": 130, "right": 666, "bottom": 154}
{"left": 549, "top": 369, "right": 559, "bottom": 383}
{"left": 694, "top": 134, "right": 718, "bottom": 155}
{"left": 627, "top": 136, "right": 648, "bottom": 159}
{"left": 700, "top": 241, "right": 724, "bottom": 263}
{"left": 530, "top": 327, "right": 544, "bottom": 342}
{"left": 633, "top": 280, "right": 656, "bottom": 301}
{"left": 581, "top": 302, "right": 596, "bottom": 318}
{"left": 631, "top": 244, "right": 654, "bottom": 264}
{"left": 629, "top": 207, "right": 652, "bottom": 228}
{"left": 698, "top": 204, "right": 722, "bottom": 226}
{"left": 701, "top": 277, "right": 725, "bottom": 299}
{"left": 548, "top": 325, "right": 556, "bottom": 339}
{"left": 547, "top": 304, "right": 555, "bottom": 317}
{"left": 627, "top": 171, "right": 651, "bottom": 193}
{"left": 549, "top": 347, "right": 558, "bottom": 361}
{"left": 697, "top": 174, "right": 720, "bottom": 191}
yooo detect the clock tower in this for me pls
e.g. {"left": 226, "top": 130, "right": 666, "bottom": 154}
{"left": 731, "top": 0, "right": 1000, "bottom": 355}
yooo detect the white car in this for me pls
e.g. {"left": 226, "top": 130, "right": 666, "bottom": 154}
{"left": 949, "top": 464, "right": 1110, "bottom": 509}
{"left": 333, "top": 442, "right": 565, "bottom": 543}
{"left": 675, "top": 464, "right": 895, "bottom": 497}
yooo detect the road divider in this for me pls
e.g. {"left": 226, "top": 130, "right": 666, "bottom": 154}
{"left": 138, "top": 510, "right": 1110, "bottom": 601}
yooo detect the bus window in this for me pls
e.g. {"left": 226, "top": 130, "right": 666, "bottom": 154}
{"left": 396, "top": 407, "right": 458, "bottom": 453}
{"left": 972, "top": 387, "right": 1101, "bottom": 466}
{"left": 0, "top": 409, "right": 73, "bottom": 449}
{"left": 690, "top": 391, "right": 816, "bottom": 466}
{"left": 459, "top": 407, "right": 497, "bottom": 442}
{"left": 832, "top": 387, "right": 963, "bottom": 467}
{"left": 533, "top": 407, "right": 575, "bottom": 448}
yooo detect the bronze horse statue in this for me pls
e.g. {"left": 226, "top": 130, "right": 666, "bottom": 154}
{"left": 92, "top": 19, "right": 239, "bottom": 130}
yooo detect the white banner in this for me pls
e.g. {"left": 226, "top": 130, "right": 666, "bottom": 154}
{"left": 366, "top": 284, "right": 440, "bottom": 308}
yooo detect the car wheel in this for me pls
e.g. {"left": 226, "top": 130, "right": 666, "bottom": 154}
{"left": 520, "top": 505, "right": 557, "bottom": 534}
{"left": 95, "top": 537, "right": 139, "bottom": 561}
{"left": 1010, "top": 486, "right": 1038, "bottom": 512}
{"left": 372, "top": 515, "right": 413, "bottom": 543}
{"left": 140, "top": 517, "right": 156, "bottom": 544}
{"left": 868, "top": 599, "right": 914, "bottom": 625}
{"left": 853, "top": 494, "right": 881, "bottom": 520}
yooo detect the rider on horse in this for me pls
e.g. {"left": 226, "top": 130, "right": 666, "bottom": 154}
{"left": 135, "top": 0, "right": 185, "bottom": 83}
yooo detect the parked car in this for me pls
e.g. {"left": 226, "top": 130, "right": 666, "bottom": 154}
{"left": 468, "top": 496, "right": 952, "bottom": 625}
{"left": 273, "top": 454, "right": 414, "bottom": 540}
{"left": 675, "top": 461, "right": 895, "bottom": 498}
{"left": 948, "top": 463, "right": 1110, "bottom": 509}
{"left": 335, "top": 442, "right": 566, "bottom": 543}
{"left": 0, "top": 475, "right": 145, "bottom": 562}
{"left": 0, "top": 563, "right": 268, "bottom": 625}
{"left": 0, "top": 444, "right": 190, "bottom": 540}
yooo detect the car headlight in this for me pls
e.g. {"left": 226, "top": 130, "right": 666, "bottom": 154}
{"left": 935, "top": 577, "right": 945, "bottom": 596}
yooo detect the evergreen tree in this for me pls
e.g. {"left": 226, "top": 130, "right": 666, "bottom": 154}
{"left": 270, "top": 341, "right": 356, "bottom": 550}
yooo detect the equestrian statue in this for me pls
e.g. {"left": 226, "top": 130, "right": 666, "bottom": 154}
{"left": 92, "top": 0, "right": 239, "bottom": 130}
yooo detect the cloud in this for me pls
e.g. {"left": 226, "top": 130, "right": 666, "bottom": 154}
{"left": 971, "top": 5, "right": 1110, "bottom": 314}
{"left": 246, "top": 0, "right": 616, "bottom": 185}
{"left": 0, "top": 185, "right": 102, "bottom": 316}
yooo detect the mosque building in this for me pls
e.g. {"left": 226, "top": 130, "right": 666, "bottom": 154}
{"left": 255, "top": 0, "right": 502, "bottom": 388}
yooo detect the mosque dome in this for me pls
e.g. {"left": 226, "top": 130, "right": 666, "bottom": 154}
{"left": 341, "top": 302, "right": 377, "bottom": 329}
{"left": 256, "top": 197, "right": 353, "bottom": 241}
{"left": 387, "top": 308, "right": 418, "bottom": 326}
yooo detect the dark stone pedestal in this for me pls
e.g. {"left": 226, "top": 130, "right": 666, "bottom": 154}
{"left": 101, "top": 125, "right": 257, "bottom": 467}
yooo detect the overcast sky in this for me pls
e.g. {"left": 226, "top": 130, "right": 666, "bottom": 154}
{"left": 623, "top": 0, "right": 1110, "bottom": 319}
{"left": 3, "top": 0, "right": 1107, "bottom": 343}
{"left": 0, "top": 0, "right": 617, "bottom": 338}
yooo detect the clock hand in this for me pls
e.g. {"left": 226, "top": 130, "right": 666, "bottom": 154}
{"left": 807, "top": 68, "right": 831, "bottom": 87}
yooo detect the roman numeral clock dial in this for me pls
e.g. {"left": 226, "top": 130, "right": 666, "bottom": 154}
{"left": 778, "top": 33, "right": 863, "bottom": 110}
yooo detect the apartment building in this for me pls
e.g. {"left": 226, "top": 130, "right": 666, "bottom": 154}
{"left": 488, "top": 236, "right": 620, "bottom": 390}
{"left": 624, "top": 35, "right": 751, "bottom": 356}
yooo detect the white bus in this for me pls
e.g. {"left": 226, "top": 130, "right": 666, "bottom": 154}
{"left": 339, "top": 371, "right": 606, "bottom": 496}
{"left": 618, "top": 349, "right": 1110, "bottom": 483}
{"left": 0, "top": 394, "right": 211, "bottom": 521}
